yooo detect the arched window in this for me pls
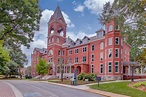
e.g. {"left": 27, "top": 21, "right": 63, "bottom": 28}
{"left": 50, "top": 28, "right": 54, "bottom": 34}
{"left": 56, "top": 37, "right": 60, "bottom": 43}
{"left": 48, "top": 49, "right": 53, "bottom": 56}
{"left": 100, "top": 42, "right": 104, "bottom": 49}
{"left": 58, "top": 26, "right": 64, "bottom": 36}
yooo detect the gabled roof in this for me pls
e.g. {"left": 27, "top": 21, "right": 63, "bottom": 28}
{"left": 96, "top": 28, "right": 105, "bottom": 33}
{"left": 82, "top": 36, "right": 90, "bottom": 40}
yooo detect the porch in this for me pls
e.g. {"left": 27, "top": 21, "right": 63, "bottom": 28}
{"left": 123, "top": 62, "right": 146, "bottom": 80}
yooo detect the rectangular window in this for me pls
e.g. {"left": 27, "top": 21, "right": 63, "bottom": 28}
{"left": 91, "top": 54, "right": 94, "bottom": 61}
{"left": 108, "top": 49, "right": 112, "bottom": 58}
{"left": 115, "top": 62, "right": 119, "bottom": 73}
{"left": 92, "top": 45, "right": 94, "bottom": 51}
{"left": 69, "top": 50, "right": 72, "bottom": 54}
{"left": 58, "top": 50, "right": 60, "bottom": 55}
{"left": 100, "top": 52, "right": 103, "bottom": 60}
{"left": 115, "top": 49, "right": 119, "bottom": 58}
{"left": 82, "top": 47, "right": 86, "bottom": 52}
{"left": 82, "top": 56, "right": 86, "bottom": 62}
{"left": 91, "top": 65, "right": 94, "bottom": 73}
{"left": 75, "top": 57, "right": 78, "bottom": 63}
{"left": 62, "top": 51, "right": 64, "bottom": 55}
{"left": 75, "top": 49, "right": 78, "bottom": 53}
{"left": 108, "top": 38, "right": 112, "bottom": 45}
{"left": 100, "top": 64, "right": 103, "bottom": 73}
{"left": 68, "top": 58, "right": 72, "bottom": 63}
{"left": 115, "top": 37, "right": 119, "bottom": 45}
{"left": 108, "top": 62, "right": 112, "bottom": 72}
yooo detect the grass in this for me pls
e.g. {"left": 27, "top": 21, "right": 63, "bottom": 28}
{"left": 133, "top": 81, "right": 146, "bottom": 87}
{"left": 90, "top": 81, "right": 146, "bottom": 97}
{"left": 48, "top": 79, "right": 96, "bottom": 85}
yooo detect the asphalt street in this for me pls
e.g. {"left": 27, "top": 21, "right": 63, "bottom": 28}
{"left": 5, "top": 80, "right": 105, "bottom": 97}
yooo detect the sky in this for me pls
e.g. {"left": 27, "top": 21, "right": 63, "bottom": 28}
{"left": 22, "top": 0, "right": 114, "bottom": 67}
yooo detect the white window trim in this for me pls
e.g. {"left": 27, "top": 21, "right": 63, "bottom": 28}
{"left": 108, "top": 48, "right": 112, "bottom": 58}
{"left": 69, "top": 50, "right": 72, "bottom": 55}
{"left": 91, "top": 44, "right": 94, "bottom": 51}
{"left": 115, "top": 37, "right": 119, "bottom": 45}
{"left": 91, "top": 64, "right": 94, "bottom": 73}
{"left": 109, "top": 25, "right": 113, "bottom": 31}
{"left": 115, "top": 61, "right": 119, "bottom": 73}
{"left": 108, "top": 37, "right": 112, "bottom": 45}
{"left": 115, "top": 48, "right": 119, "bottom": 58}
{"left": 100, "top": 42, "right": 104, "bottom": 49}
{"left": 100, "top": 64, "right": 103, "bottom": 74}
{"left": 74, "top": 48, "right": 78, "bottom": 54}
{"left": 91, "top": 54, "right": 94, "bottom": 62}
{"left": 108, "top": 61, "right": 112, "bottom": 73}
{"left": 82, "top": 46, "right": 87, "bottom": 52}
{"left": 100, "top": 52, "right": 103, "bottom": 60}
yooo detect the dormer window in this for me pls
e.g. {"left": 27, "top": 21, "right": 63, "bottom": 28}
{"left": 109, "top": 25, "right": 113, "bottom": 31}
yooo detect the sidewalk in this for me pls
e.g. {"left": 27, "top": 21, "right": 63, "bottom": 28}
{"left": 0, "top": 81, "right": 16, "bottom": 97}
{"left": 0, "top": 81, "right": 23, "bottom": 97}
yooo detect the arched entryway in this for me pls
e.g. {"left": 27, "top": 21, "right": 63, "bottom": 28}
{"left": 77, "top": 66, "right": 81, "bottom": 75}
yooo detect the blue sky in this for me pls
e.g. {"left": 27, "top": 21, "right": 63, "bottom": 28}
{"left": 22, "top": 0, "right": 114, "bottom": 67}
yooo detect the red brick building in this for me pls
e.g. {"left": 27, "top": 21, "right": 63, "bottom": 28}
{"left": 31, "top": 6, "right": 137, "bottom": 80}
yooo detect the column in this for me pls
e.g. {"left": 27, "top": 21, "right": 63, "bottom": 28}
{"left": 141, "top": 65, "right": 143, "bottom": 75}
{"left": 128, "top": 65, "right": 130, "bottom": 75}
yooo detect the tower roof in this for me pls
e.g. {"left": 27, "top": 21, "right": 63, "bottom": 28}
{"left": 53, "top": 5, "right": 64, "bottom": 20}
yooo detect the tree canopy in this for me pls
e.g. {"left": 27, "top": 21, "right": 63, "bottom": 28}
{"left": 36, "top": 58, "right": 50, "bottom": 75}
{"left": 99, "top": 0, "right": 146, "bottom": 60}
{"left": 0, "top": 0, "right": 41, "bottom": 75}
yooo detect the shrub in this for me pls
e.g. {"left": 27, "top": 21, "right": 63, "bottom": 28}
{"left": 78, "top": 73, "right": 97, "bottom": 81}
{"left": 78, "top": 73, "right": 85, "bottom": 80}
{"left": 25, "top": 74, "right": 32, "bottom": 79}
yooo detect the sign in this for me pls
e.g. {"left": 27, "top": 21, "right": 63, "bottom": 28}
{"left": 96, "top": 76, "right": 101, "bottom": 81}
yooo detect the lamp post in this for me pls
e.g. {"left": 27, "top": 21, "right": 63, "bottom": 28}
{"left": 131, "top": 65, "right": 134, "bottom": 82}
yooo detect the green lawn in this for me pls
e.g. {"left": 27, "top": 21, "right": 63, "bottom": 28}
{"left": 90, "top": 82, "right": 146, "bottom": 97}
{"left": 133, "top": 81, "right": 146, "bottom": 87}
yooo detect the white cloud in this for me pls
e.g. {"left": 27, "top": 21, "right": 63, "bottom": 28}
{"left": 67, "top": 31, "right": 96, "bottom": 41}
{"left": 62, "top": 12, "right": 75, "bottom": 27}
{"left": 83, "top": 0, "right": 114, "bottom": 15}
{"left": 74, "top": 5, "right": 85, "bottom": 12}
{"left": 22, "top": 9, "right": 74, "bottom": 67}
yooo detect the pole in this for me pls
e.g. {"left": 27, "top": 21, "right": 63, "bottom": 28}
{"left": 74, "top": 68, "right": 77, "bottom": 86}
{"left": 131, "top": 66, "right": 134, "bottom": 82}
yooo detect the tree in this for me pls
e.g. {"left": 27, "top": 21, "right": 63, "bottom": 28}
{"left": 0, "top": 40, "right": 10, "bottom": 74}
{"left": 136, "top": 48, "right": 146, "bottom": 64}
{"left": 0, "top": 0, "right": 41, "bottom": 74}
{"left": 0, "top": 0, "right": 41, "bottom": 48}
{"left": 99, "top": 0, "right": 146, "bottom": 60}
{"left": 26, "top": 66, "right": 31, "bottom": 75}
{"left": 36, "top": 58, "right": 50, "bottom": 75}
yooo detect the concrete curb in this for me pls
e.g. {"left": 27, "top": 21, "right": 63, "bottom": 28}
{"left": 4, "top": 82, "right": 23, "bottom": 97}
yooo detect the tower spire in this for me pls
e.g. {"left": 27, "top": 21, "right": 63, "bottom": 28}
{"left": 53, "top": 5, "right": 64, "bottom": 20}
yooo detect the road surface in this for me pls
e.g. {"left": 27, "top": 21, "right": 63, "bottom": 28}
{"left": 5, "top": 80, "right": 105, "bottom": 97}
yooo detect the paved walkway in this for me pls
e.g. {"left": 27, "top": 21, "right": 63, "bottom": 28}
{"left": 0, "top": 81, "right": 16, "bottom": 97}
{"left": 0, "top": 80, "right": 23, "bottom": 97}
